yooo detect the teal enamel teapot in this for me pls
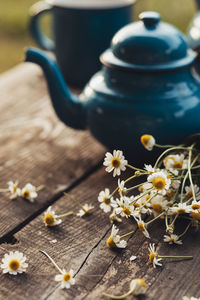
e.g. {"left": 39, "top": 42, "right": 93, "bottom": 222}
{"left": 26, "top": 11, "right": 200, "bottom": 162}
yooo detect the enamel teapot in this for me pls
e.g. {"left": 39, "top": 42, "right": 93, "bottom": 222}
{"left": 25, "top": 11, "right": 200, "bottom": 162}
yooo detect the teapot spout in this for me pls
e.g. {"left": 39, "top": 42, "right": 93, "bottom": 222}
{"left": 25, "top": 48, "right": 86, "bottom": 130}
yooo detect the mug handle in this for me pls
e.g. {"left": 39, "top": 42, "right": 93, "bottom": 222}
{"left": 29, "top": 1, "right": 55, "bottom": 51}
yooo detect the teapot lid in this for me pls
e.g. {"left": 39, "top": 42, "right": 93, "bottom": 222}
{"left": 100, "top": 11, "right": 196, "bottom": 71}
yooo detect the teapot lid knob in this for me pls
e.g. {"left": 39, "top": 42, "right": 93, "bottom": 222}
{"left": 139, "top": 11, "right": 161, "bottom": 28}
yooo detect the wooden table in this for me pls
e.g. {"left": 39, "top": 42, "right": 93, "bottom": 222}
{"left": 0, "top": 63, "right": 199, "bottom": 300}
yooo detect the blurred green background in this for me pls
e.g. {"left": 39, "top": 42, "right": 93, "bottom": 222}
{"left": 0, "top": 0, "right": 197, "bottom": 73}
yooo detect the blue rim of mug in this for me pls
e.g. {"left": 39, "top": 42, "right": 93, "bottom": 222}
{"left": 46, "top": 0, "right": 136, "bottom": 9}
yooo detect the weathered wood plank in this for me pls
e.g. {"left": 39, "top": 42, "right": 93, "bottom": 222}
{"left": 0, "top": 166, "right": 199, "bottom": 299}
{"left": 0, "top": 63, "right": 105, "bottom": 240}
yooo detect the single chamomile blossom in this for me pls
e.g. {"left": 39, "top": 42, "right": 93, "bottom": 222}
{"left": 44, "top": 206, "right": 62, "bottom": 227}
{"left": 77, "top": 204, "right": 94, "bottom": 217}
{"left": 147, "top": 171, "right": 171, "bottom": 195}
{"left": 21, "top": 183, "right": 38, "bottom": 202}
{"left": 185, "top": 184, "right": 200, "bottom": 200}
{"left": 7, "top": 181, "right": 21, "bottom": 199}
{"left": 150, "top": 195, "right": 168, "bottom": 217}
{"left": 102, "top": 278, "right": 146, "bottom": 299}
{"left": 98, "top": 188, "right": 114, "bottom": 213}
{"left": 135, "top": 218, "right": 150, "bottom": 238}
{"left": 109, "top": 209, "right": 122, "bottom": 223}
{"left": 148, "top": 243, "right": 162, "bottom": 268}
{"left": 55, "top": 269, "right": 75, "bottom": 289}
{"left": 1, "top": 251, "right": 28, "bottom": 275}
{"left": 103, "top": 150, "right": 128, "bottom": 177}
{"left": 169, "top": 203, "right": 191, "bottom": 215}
{"left": 164, "top": 154, "right": 188, "bottom": 170}
{"left": 144, "top": 164, "right": 157, "bottom": 174}
{"left": 106, "top": 225, "right": 127, "bottom": 249}
{"left": 190, "top": 200, "right": 200, "bottom": 211}
{"left": 118, "top": 179, "right": 127, "bottom": 197}
{"left": 114, "top": 196, "right": 135, "bottom": 218}
{"left": 140, "top": 134, "right": 155, "bottom": 151}
{"left": 163, "top": 234, "right": 183, "bottom": 245}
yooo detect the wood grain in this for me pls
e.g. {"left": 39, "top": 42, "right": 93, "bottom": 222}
{"left": 0, "top": 63, "right": 105, "bottom": 240}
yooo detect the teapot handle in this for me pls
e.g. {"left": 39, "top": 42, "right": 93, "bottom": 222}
{"left": 29, "top": 1, "right": 55, "bottom": 51}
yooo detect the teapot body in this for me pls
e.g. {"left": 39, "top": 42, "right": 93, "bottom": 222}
{"left": 82, "top": 66, "right": 200, "bottom": 161}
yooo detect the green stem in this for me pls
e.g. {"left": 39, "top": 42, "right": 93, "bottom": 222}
{"left": 130, "top": 188, "right": 153, "bottom": 204}
{"left": 126, "top": 182, "right": 145, "bottom": 192}
{"left": 36, "top": 185, "right": 45, "bottom": 192}
{"left": 188, "top": 147, "right": 196, "bottom": 202}
{"left": 120, "top": 230, "right": 135, "bottom": 239}
{"left": 127, "top": 164, "right": 146, "bottom": 173}
{"left": 154, "top": 143, "right": 177, "bottom": 148}
{"left": 0, "top": 188, "right": 9, "bottom": 192}
{"left": 39, "top": 250, "right": 63, "bottom": 274}
{"left": 178, "top": 222, "right": 191, "bottom": 238}
{"left": 146, "top": 211, "right": 165, "bottom": 226}
{"left": 102, "top": 289, "right": 133, "bottom": 299}
{"left": 57, "top": 211, "right": 73, "bottom": 219}
{"left": 158, "top": 255, "right": 193, "bottom": 259}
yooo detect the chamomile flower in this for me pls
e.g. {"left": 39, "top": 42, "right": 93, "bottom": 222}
{"left": 163, "top": 234, "right": 183, "bottom": 245}
{"left": 144, "top": 164, "right": 156, "bottom": 174}
{"left": 169, "top": 203, "right": 191, "bottom": 215}
{"left": 55, "top": 269, "right": 75, "bottom": 289}
{"left": 148, "top": 243, "right": 162, "bottom": 268}
{"left": 185, "top": 185, "right": 200, "bottom": 200}
{"left": 140, "top": 135, "right": 155, "bottom": 151}
{"left": 190, "top": 200, "right": 200, "bottom": 211}
{"left": 43, "top": 206, "right": 62, "bottom": 226}
{"left": 1, "top": 251, "right": 28, "bottom": 275}
{"left": 129, "top": 278, "right": 146, "bottom": 295}
{"left": 150, "top": 195, "right": 168, "bottom": 217}
{"left": 109, "top": 209, "right": 122, "bottom": 223}
{"left": 106, "top": 225, "right": 127, "bottom": 249}
{"left": 103, "top": 150, "right": 128, "bottom": 177}
{"left": 77, "top": 204, "right": 94, "bottom": 217}
{"left": 164, "top": 154, "right": 188, "bottom": 170}
{"left": 21, "top": 183, "right": 38, "bottom": 202}
{"left": 7, "top": 181, "right": 21, "bottom": 199}
{"left": 118, "top": 179, "right": 127, "bottom": 197}
{"left": 114, "top": 196, "right": 135, "bottom": 218}
{"left": 98, "top": 188, "right": 114, "bottom": 213}
{"left": 135, "top": 218, "right": 150, "bottom": 238}
{"left": 147, "top": 171, "right": 171, "bottom": 195}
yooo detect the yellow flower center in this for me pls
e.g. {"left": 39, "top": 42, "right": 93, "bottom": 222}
{"left": 149, "top": 252, "right": 155, "bottom": 262}
{"left": 152, "top": 177, "right": 166, "bottom": 190}
{"left": 103, "top": 197, "right": 111, "bottom": 205}
{"left": 63, "top": 272, "right": 71, "bottom": 282}
{"left": 135, "top": 278, "right": 146, "bottom": 287}
{"left": 9, "top": 259, "right": 20, "bottom": 271}
{"left": 111, "top": 158, "right": 121, "bottom": 168}
{"left": 191, "top": 211, "right": 200, "bottom": 220}
{"left": 167, "top": 191, "right": 174, "bottom": 198}
{"left": 186, "top": 191, "right": 193, "bottom": 200}
{"left": 174, "top": 161, "right": 183, "bottom": 169}
{"left": 22, "top": 190, "right": 30, "bottom": 199}
{"left": 146, "top": 195, "right": 151, "bottom": 201}
{"left": 138, "top": 222, "right": 145, "bottom": 232}
{"left": 141, "top": 135, "right": 151, "bottom": 146}
{"left": 106, "top": 236, "right": 116, "bottom": 248}
{"left": 152, "top": 204, "right": 162, "bottom": 213}
{"left": 13, "top": 185, "right": 17, "bottom": 193}
{"left": 191, "top": 204, "right": 200, "bottom": 210}
{"left": 169, "top": 238, "right": 175, "bottom": 243}
{"left": 44, "top": 213, "right": 55, "bottom": 226}
{"left": 177, "top": 208, "right": 186, "bottom": 214}
{"left": 138, "top": 186, "right": 144, "bottom": 193}
{"left": 123, "top": 207, "right": 131, "bottom": 216}
{"left": 134, "top": 203, "right": 140, "bottom": 208}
